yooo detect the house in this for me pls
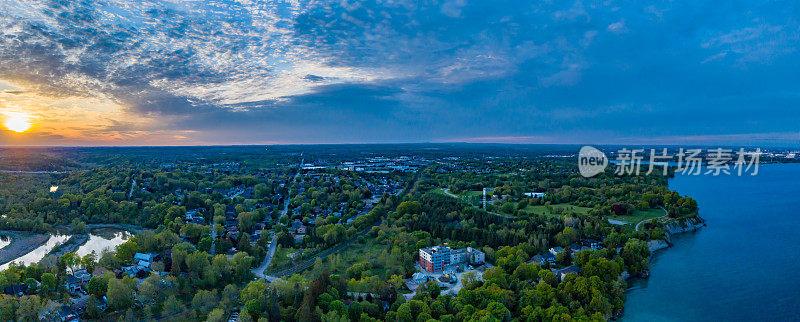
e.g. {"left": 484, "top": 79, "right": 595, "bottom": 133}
{"left": 411, "top": 272, "right": 428, "bottom": 284}
{"left": 549, "top": 247, "right": 565, "bottom": 256}
{"left": 134, "top": 252, "right": 160, "bottom": 270}
{"left": 569, "top": 243, "right": 590, "bottom": 254}
{"left": 523, "top": 192, "right": 547, "bottom": 198}
{"left": 186, "top": 209, "right": 205, "bottom": 224}
{"left": 530, "top": 253, "right": 556, "bottom": 266}
{"left": 55, "top": 305, "right": 78, "bottom": 322}
{"left": 65, "top": 268, "right": 91, "bottom": 293}
{"left": 555, "top": 265, "right": 581, "bottom": 281}
{"left": 581, "top": 239, "right": 603, "bottom": 250}
{"left": 122, "top": 265, "right": 149, "bottom": 279}
{"left": 467, "top": 247, "right": 485, "bottom": 264}
{"left": 291, "top": 219, "right": 307, "bottom": 235}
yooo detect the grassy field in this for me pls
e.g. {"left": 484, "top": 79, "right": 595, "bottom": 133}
{"left": 608, "top": 208, "right": 665, "bottom": 225}
{"left": 268, "top": 246, "right": 305, "bottom": 272}
{"left": 460, "top": 190, "right": 484, "bottom": 197}
{"left": 518, "top": 204, "right": 592, "bottom": 218}
{"left": 296, "top": 239, "right": 392, "bottom": 280}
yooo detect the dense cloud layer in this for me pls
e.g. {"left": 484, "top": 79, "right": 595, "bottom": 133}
{"left": 0, "top": 0, "right": 798, "bottom": 145}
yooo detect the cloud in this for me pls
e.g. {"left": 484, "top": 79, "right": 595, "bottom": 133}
{"left": 0, "top": 0, "right": 798, "bottom": 146}
{"left": 607, "top": 21, "right": 627, "bottom": 34}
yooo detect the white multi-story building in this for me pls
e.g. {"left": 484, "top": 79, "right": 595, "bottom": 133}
{"left": 419, "top": 245, "right": 486, "bottom": 273}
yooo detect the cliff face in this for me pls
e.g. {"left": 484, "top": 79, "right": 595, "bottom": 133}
{"left": 664, "top": 216, "right": 706, "bottom": 236}
{"left": 647, "top": 239, "right": 669, "bottom": 252}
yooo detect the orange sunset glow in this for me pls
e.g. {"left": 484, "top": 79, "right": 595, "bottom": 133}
{"left": 2, "top": 111, "right": 33, "bottom": 133}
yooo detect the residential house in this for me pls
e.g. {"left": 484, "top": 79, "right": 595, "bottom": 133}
{"left": 291, "top": 219, "right": 307, "bottom": 235}
{"left": 581, "top": 239, "right": 603, "bottom": 250}
{"left": 134, "top": 252, "right": 160, "bottom": 270}
{"left": 65, "top": 268, "right": 91, "bottom": 293}
{"left": 55, "top": 305, "right": 78, "bottom": 322}
{"left": 530, "top": 252, "right": 557, "bottom": 266}
{"left": 555, "top": 265, "right": 581, "bottom": 281}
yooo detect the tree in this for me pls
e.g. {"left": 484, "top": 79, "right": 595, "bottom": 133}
{"left": 84, "top": 297, "right": 102, "bottom": 319}
{"left": 245, "top": 299, "right": 262, "bottom": 320}
{"left": 60, "top": 252, "right": 79, "bottom": 274}
{"left": 81, "top": 252, "right": 97, "bottom": 273}
{"left": 621, "top": 238, "right": 651, "bottom": 275}
{"left": 207, "top": 309, "right": 226, "bottom": 322}
{"left": 40, "top": 273, "right": 56, "bottom": 293}
{"left": 328, "top": 300, "right": 347, "bottom": 317}
{"left": 107, "top": 278, "right": 134, "bottom": 310}
{"left": 396, "top": 201, "right": 421, "bottom": 216}
{"left": 556, "top": 249, "right": 572, "bottom": 267}
{"left": 115, "top": 241, "right": 141, "bottom": 264}
{"left": 254, "top": 183, "right": 270, "bottom": 199}
{"left": 198, "top": 236, "right": 213, "bottom": 252}
{"left": 87, "top": 276, "right": 108, "bottom": 298}
{"left": 276, "top": 231, "right": 294, "bottom": 248}
{"left": 17, "top": 295, "right": 40, "bottom": 322}
{"left": 163, "top": 295, "right": 185, "bottom": 319}
{"left": 0, "top": 296, "right": 13, "bottom": 321}
{"left": 191, "top": 289, "right": 218, "bottom": 315}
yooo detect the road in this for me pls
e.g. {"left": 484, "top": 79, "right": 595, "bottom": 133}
{"left": 252, "top": 155, "right": 302, "bottom": 280}
{"left": 635, "top": 206, "right": 670, "bottom": 231}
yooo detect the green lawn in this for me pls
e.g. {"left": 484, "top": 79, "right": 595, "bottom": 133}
{"left": 518, "top": 204, "right": 592, "bottom": 218}
{"left": 267, "top": 246, "right": 305, "bottom": 272}
{"left": 608, "top": 208, "right": 665, "bottom": 225}
{"left": 295, "top": 240, "right": 393, "bottom": 280}
{"left": 460, "top": 190, "right": 484, "bottom": 197}
{"left": 431, "top": 188, "right": 483, "bottom": 198}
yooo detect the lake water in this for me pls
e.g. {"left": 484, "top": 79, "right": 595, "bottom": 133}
{"left": 75, "top": 230, "right": 131, "bottom": 257}
{"left": 622, "top": 163, "right": 800, "bottom": 321}
{"left": 0, "top": 235, "right": 70, "bottom": 270}
{"left": 0, "top": 229, "right": 131, "bottom": 270}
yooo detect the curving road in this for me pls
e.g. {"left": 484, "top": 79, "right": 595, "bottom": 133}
{"left": 635, "top": 206, "right": 669, "bottom": 231}
{"left": 252, "top": 156, "right": 302, "bottom": 280}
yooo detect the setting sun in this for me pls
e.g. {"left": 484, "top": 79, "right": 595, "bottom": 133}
{"left": 3, "top": 112, "right": 33, "bottom": 133}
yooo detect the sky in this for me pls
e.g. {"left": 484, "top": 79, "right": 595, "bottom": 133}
{"left": 0, "top": 0, "right": 798, "bottom": 146}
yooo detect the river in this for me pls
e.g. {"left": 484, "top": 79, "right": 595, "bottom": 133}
{"left": 622, "top": 163, "right": 800, "bottom": 321}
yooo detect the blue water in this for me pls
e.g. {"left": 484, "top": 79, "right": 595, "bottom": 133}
{"left": 622, "top": 163, "right": 800, "bottom": 321}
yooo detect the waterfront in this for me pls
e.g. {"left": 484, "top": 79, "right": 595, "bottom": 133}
{"left": 0, "top": 229, "right": 131, "bottom": 270}
{"left": 622, "top": 163, "right": 800, "bottom": 321}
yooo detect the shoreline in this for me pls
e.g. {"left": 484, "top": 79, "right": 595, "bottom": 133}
{"left": 0, "top": 231, "right": 51, "bottom": 267}
{"left": 0, "top": 226, "right": 137, "bottom": 267}
{"left": 614, "top": 217, "right": 706, "bottom": 320}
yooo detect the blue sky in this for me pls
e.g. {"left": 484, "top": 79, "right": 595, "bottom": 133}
{"left": 0, "top": 0, "right": 798, "bottom": 146}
